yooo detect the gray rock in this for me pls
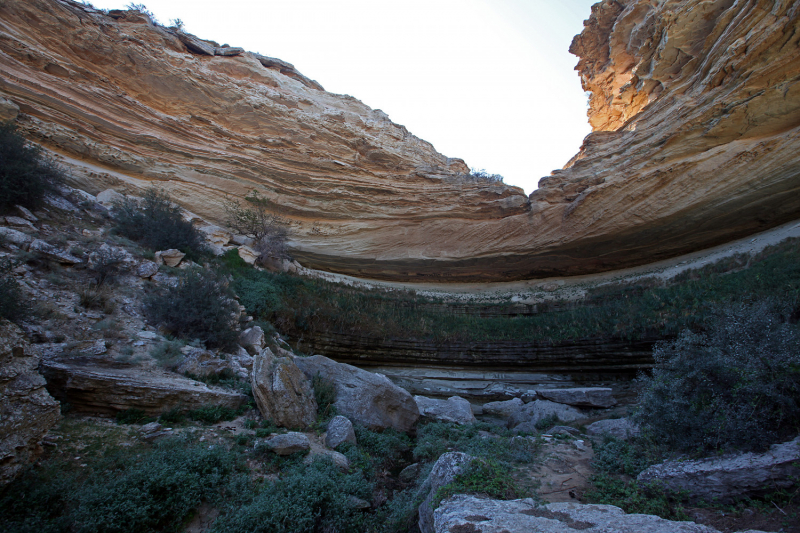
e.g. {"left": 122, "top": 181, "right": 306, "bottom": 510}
{"left": 176, "top": 32, "right": 216, "bottom": 55}
{"left": 325, "top": 415, "right": 356, "bottom": 449}
{"left": 537, "top": 388, "right": 617, "bottom": 408}
{"left": 512, "top": 421, "right": 540, "bottom": 435}
{"left": 399, "top": 462, "right": 421, "bottom": 483}
{"left": 87, "top": 243, "right": 137, "bottom": 272}
{"left": 136, "top": 260, "right": 159, "bottom": 278}
{"left": 294, "top": 355, "right": 419, "bottom": 432}
{"left": 586, "top": 418, "right": 639, "bottom": 440}
{"left": 482, "top": 397, "right": 524, "bottom": 418}
{"left": 549, "top": 426, "right": 581, "bottom": 437}
{"left": 433, "top": 496, "right": 765, "bottom": 532}
{"left": 176, "top": 347, "right": 247, "bottom": 380}
{"left": 638, "top": 437, "right": 800, "bottom": 503}
{"left": 96, "top": 189, "right": 125, "bottom": 207}
{"left": 28, "top": 239, "right": 81, "bottom": 264}
{"left": 0, "top": 227, "right": 34, "bottom": 248}
{"left": 262, "top": 432, "right": 310, "bottom": 455}
{"left": 140, "top": 421, "right": 162, "bottom": 434}
{"left": 198, "top": 225, "right": 231, "bottom": 246}
{"left": 508, "top": 400, "right": 585, "bottom": 429}
{"left": 43, "top": 194, "right": 78, "bottom": 212}
{"left": 303, "top": 448, "right": 350, "bottom": 471}
{"left": 415, "top": 395, "right": 476, "bottom": 425}
{"left": 239, "top": 326, "right": 265, "bottom": 356}
{"left": 418, "top": 452, "right": 475, "bottom": 533}
{"left": 215, "top": 46, "right": 244, "bottom": 56}
{"left": 251, "top": 348, "right": 317, "bottom": 429}
{"left": 0, "top": 321, "right": 61, "bottom": 485}
{"left": 0, "top": 95, "right": 19, "bottom": 122}
{"left": 4, "top": 216, "right": 35, "bottom": 230}
{"left": 154, "top": 249, "right": 185, "bottom": 267}
{"left": 14, "top": 205, "right": 38, "bottom": 222}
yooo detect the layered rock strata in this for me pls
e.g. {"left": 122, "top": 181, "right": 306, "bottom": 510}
{"left": 0, "top": 321, "right": 61, "bottom": 485}
{"left": 1, "top": 0, "right": 798, "bottom": 281}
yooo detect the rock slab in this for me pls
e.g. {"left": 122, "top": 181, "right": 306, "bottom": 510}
{"left": 638, "top": 437, "right": 800, "bottom": 503}
{"left": 537, "top": 388, "right": 616, "bottom": 408}
{"left": 419, "top": 452, "right": 475, "bottom": 533}
{"left": 293, "top": 354, "right": 419, "bottom": 432}
{"left": 261, "top": 432, "right": 310, "bottom": 455}
{"left": 0, "top": 321, "right": 61, "bottom": 485}
{"left": 325, "top": 415, "right": 356, "bottom": 449}
{"left": 251, "top": 348, "right": 317, "bottom": 429}
{"left": 508, "top": 400, "right": 585, "bottom": 429}
{"left": 415, "top": 395, "right": 476, "bottom": 425}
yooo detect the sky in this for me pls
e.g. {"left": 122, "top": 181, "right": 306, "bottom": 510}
{"left": 87, "top": 0, "right": 597, "bottom": 193}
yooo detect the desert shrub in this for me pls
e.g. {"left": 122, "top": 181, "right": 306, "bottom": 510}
{"left": 413, "top": 421, "right": 537, "bottom": 464}
{"left": 115, "top": 408, "right": 150, "bottom": 425}
{"left": 87, "top": 246, "right": 129, "bottom": 286}
{"left": 77, "top": 283, "right": 114, "bottom": 314}
{"left": 534, "top": 413, "right": 560, "bottom": 431}
{"left": 223, "top": 190, "right": 289, "bottom": 263}
{"left": 149, "top": 339, "right": 184, "bottom": 368}
{"left": 591, "top": 436, "right": 665, "bottom": 478}
{"left": 143, "top": 268, "right": 240, "bottom": 350}
{"left": 583, "top": 474, "right": 689, "bottom": 521}
{"left": 434, "top": 458, "right": 525, "bottom": 506}
{"left": 210, "top": 458, "right": 375, "bottom": 533}
{"left": 0, "top": 121, "right": 65, "bottom": 211}
{"left": 634, "top": 300, "right": 800, "bottom": 454}
{"left": 0, "top": 257, "right": 27, "bottom": 322}
{"left": 232, "top": 275, "right": 283, "bottom": 318}
{"left": 187, "top": 404, "right": 240, "bottom": 424}
{"left": 312, "top": 373, "right": 336, "bottom": 422}
{"left": 112, "top": 187, "right": 205, "bottom": 256}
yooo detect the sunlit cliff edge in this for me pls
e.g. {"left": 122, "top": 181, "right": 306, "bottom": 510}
{"left": 1, "top": 0, "right": 798, "bottom": 282}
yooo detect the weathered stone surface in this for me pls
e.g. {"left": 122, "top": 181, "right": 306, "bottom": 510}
{"left": 154, "top": 249, "right": 185, "bottom": 267}
{"left": 4, "top": 215, "right": 35, "bottom": 230}
{"left": 325, "top": 415, "right": 356, "bottom": 449}
{"left": 433, "top": 496, "right": 765, "bottom": 533}
{"left": 586, "top": 418, "right": 639, "bottom": 440}
{"left": 15, "top": 205, "right": 37, "bottom": 222}
{"left": 399, "top": 462, "right": 421, "bottom": 483}
{"left": 215, "top": 46, "right": 244, "bottom": 57}
{"left": 294, "top": 354, "right": 419, "bottom": 432}
{"left": 95, "top": 189, "right": 125, "bottom": 207}
{"left": 176, "top": 31, "right": 215, "bottom": 55}
{"left": 0, "top": 227, "right": 34, "bottom": 248}
{"left": 29, "top": 239, "right": 81, "bottom": 264}
{"left": 237, "top": 245, "right": 258, "bottom": 265}
{"left": 638, "top": 437, "right": 800, "bottom": 503}
{"left": 260, "top": 432, "right": 310, "bottom": 455}
{"left": 239, "top": 326, "right": 265, "bottom": 356}
{"left": 0, "top": 95, "right": 19, "bottom": 121}
{"left": 482, "top": 397, "right": 524, "bottom": 418}
{"left": 0, "top": 321, "right": 60, "bottom": 485}
{"left": 548, "top": 426, "right": 580, "bottom": 437}
{"left": 414, "top": 395, "right": 475, "bottom": 425}
{"left": 136, "top": 260, "right": 159, "bottom": 278}
{"left": 537, "top": 388, "right": 616, "bottom": 408}
{"left": 251, "top": 348, "right": 317, "bottom": 429}
{"left": 87, "top": 243, "right": 136, "bottom": 272}
{"left": 39, "top": 357, "right": 247, "bottom": 416}
{"left": 418, "top": 452, "right": 475, "bottom": 533}
{"left": 176, "top": 346, "right": 248, "bottom": 380}
{"left": 508, "top": 400, "right": 585, "bottom": 429}
{"left": 198, "top": 225, "right": 231, "bottom": 246}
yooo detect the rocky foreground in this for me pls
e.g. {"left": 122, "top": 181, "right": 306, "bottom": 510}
{"left": 1, "top": 0, "right": 798, "bottom": 281}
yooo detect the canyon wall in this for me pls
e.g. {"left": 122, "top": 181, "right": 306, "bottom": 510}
{"left": 1, "top": 0, "right": 798, "bottom": 281}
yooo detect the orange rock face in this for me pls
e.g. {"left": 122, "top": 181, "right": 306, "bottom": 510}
{"left": 0, "top": 0, "right": 798, "bottom": 281}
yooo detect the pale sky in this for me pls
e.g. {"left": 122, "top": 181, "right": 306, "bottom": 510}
{"left": 87, "top": 0, "right": 597, "bottom": 193}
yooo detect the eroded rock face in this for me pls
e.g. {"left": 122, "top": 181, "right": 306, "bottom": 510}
{"left": 0, "top": 321, "right": 61, "bottom": 485}
{"left": 508, "top": 400, "right": 586, "bottom": 430}
{"left": 251, "top": 348, "right": 317, "bottom": 429}
{"left": 433, "top": 496, "right": 764, "bottom": 533}
{"left": 414, "top": 395, "right": 476, "bottom": 425}
{"left": 536, "top": 388, "right": 616, "bottom": 408}
{"left": 418, "top": 452, "right": 475, "bottom": 533}
{"left": 2, "top": 0, "right": 797, "bottom": 281}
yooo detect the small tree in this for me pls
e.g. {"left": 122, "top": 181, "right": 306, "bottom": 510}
{"left": 223, "top": 190, "right": 289, "bottom": 264}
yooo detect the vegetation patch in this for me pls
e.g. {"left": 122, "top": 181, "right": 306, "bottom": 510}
{"left": 0, "top": 121, "right": 65, "bottom": 211}
{"left": 0, "top": 257, "right": 27, "bottom": 322}
{"left": 434, "top": 458, "right": 526, "bottom": 506}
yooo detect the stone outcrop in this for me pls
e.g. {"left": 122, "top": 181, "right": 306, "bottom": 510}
{"left": 39, "top": 356, "right": 247, "bottom": 416}
{"left": 325, "top": 415, "right": 356, "bottom": 449}
{"left": 482, "top": 397, "right": 524, "bottom": 418}
{"left": 536, "top": 388, "right": 616, "bottom": 408}
{"left": 0, "top": 321, "right": 60, "bottom": 485}
{"left": 638, "top": 436, "right": 800, "bottom": 503}
{"left": 414, "top": 395, "right": 476, "bottom": 425}
{"left": 258, "top": 432, "right": 311, "bottom": 455}
{"left": 508, "top": 400, "right": 586, "bottom": 430}
{"left": 2, "top": 0, "right": 798, "bottom": 282}
{"left": 418, "top": 452, "right": 475, "bottom": 533}
{"left": 433, "top": 496, "right": 767, "bottom": 533}
{"left": 293, "top": 354, "right": 419, "bottom": 432}
{"left": 251, "top": 348, "right": 317, "bottom": 429}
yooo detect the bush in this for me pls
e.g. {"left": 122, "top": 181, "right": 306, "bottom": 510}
{"left": 0, "top": 121, "right": 64, "bottom": 211}
{"left": 413, "top": 421, "right": 537, "bottom": 464}
{"left": 143, "top": 268, "right": 240, "bottom": 350}
{"left": 634, "top": 300, "right": 800, "bottom": 454}
{"left": 0, "top": 257, "right": 27, "bottom": 322}
{"left": 434, "top": 458, "right": 525, "bottom": 506}
{"left": 223, "top": 191, "right": 289, "bottom": 263}
{"left": 187, "top": 404, "right": 240, "bottom": 424}
{"left": 312, "top": 373, "right": 336, "bottom": 422}
{"left": 113, "top": 187, "right": 205, "bottom": 256}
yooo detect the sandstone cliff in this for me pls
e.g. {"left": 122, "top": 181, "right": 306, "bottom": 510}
{"left": 0, "top": 0, "right": 798, "bottom": 281}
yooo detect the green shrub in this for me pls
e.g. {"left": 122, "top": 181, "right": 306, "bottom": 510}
{"left": 312, "top": 373, "right": 336, "bottom": 422}
{"left": 112, "top": 187, "right": 205, "bottom": 256}
{"left": 0, "top": 121, "right": 64, "bottom": 211}
{"left": 187, "top": 404, "right": 240, "bottom": 424}
{"left": 413, "top": 421, "right": 537, "bottom": 464}
{"left": 149, "top": 339, "right": 184, "bottom": 369}
{"left": 434, "top": 458, "right": 525, "bottom": 506}
{"left": 591, "top": 436, "right": 665, "bottom": 478}
{"left": 583, "top": 473, "right": 689, "bottom": 521}
{"left": 0, "top": 257, "right": 27, "bottom": 322}
{"left": 115, "top": 408, "right": 149, "bottom": 425}
{"left": 534, "top": 413, "right": 560, "bottom": 431}
{"left": 634, "top": 300, "right": 800, "bottom": 454}
{"left": 143, "top": 268, "right": 240, "bottom": 350}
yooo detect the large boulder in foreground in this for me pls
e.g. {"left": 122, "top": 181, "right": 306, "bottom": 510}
{"left": 251, "top": 348, "right": 317, "bottom": 429}
{"left": 0, "top": 321, "right": 61, "bottom": 485}
{"left": 638, "top": 437, "right": 800, "bottom": 503}
{"left": 293, "top": 355, "right": 419, "bottom": 432}
{"left": 418, "top": 452, "right": 475, "bottom": 533}
{"left": 415, "top": 395, "right": 475, "bottom": 425}
{"left": 433, "top": 496, "right": 766, "bottom": 532}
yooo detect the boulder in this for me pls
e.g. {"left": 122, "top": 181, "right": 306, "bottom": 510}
{"left": 96, "top": 189, "right": 125, "bottom": 207}
{"left": 176, "top": 347, "right": 248, "bottom": 380}
{"left": 260, "top": 432, "right": 310, "bottom": 455}
{"left": 176, "top": 32, "right": 215, "bottom": 55}
{"left": 399, "top": 462, "right": 421, "bottom": 483}
{"left": 136, "top": 260, "right": 159, "bottom": 278}
{"left": 0, "top": 95, "right": 19, "bottom": 122}
{"left": 433, "top": 496, "right": 764, "bottom": 533}
{"left": 482, "top": 397, "right": 524, "bottom": 418}
{"left": 237, "top": 245, "right": 258, "bottom": 265}
{"left": 293, "top": 354, "right": 419, "bottom": 432}
{"left": 418, "top": 452, "right": 475, "bottom": 533}
{"left": 15, "top": 205, "right": 38, "bottom": 222}
{"left": 0, "top": 227, "right": 34, "bottom": 248}
{"left": 251, "top": 348, "right": 317, "bottom": 429}
{"left": 28, "top": 239, "right": 81, "bottom": 264}
{"left": 87, "top": 243, "right": 137, "bottom": 272}
{"left": 215, "top": 46, "right": 244, "bottom": 56}
{"left": 38, "top": 357, "right": 247, "bottom": 416}
{"left": 508, "top": 400, "right": 585, "bottom": 429}
{"left": 303, "top": 444, "right": 350, "bottom": 471}
{"left": 0, "top": 321, "right": 61, "bottom": 485}
{"left": 154, "top": 249, "right": 185, "bottom": 267}
{"left": 586, "top": 418, "right": 639, "bottom": 440}
{"left": 325, "top": 415, "right": 356, "bottom": 449}
{"left": 549, "top": 426, "right": 581, "bottom": 437}
{"left": 415, "top": 395, "right": 476, "bottom": 425}
{"left": 537, "top": 388, "right": 617, "bottom": 408}
{"left": 198, "top": 225, "right": 231, "bottom": 246}
{"left": 239, "top": 326, "right": 265, "bottom": 356}
{"left": 4, "top": 216, "right": 36, "bottom": 230}
{"left": 638, "top": 437, "right": 800, "bottom": 503}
